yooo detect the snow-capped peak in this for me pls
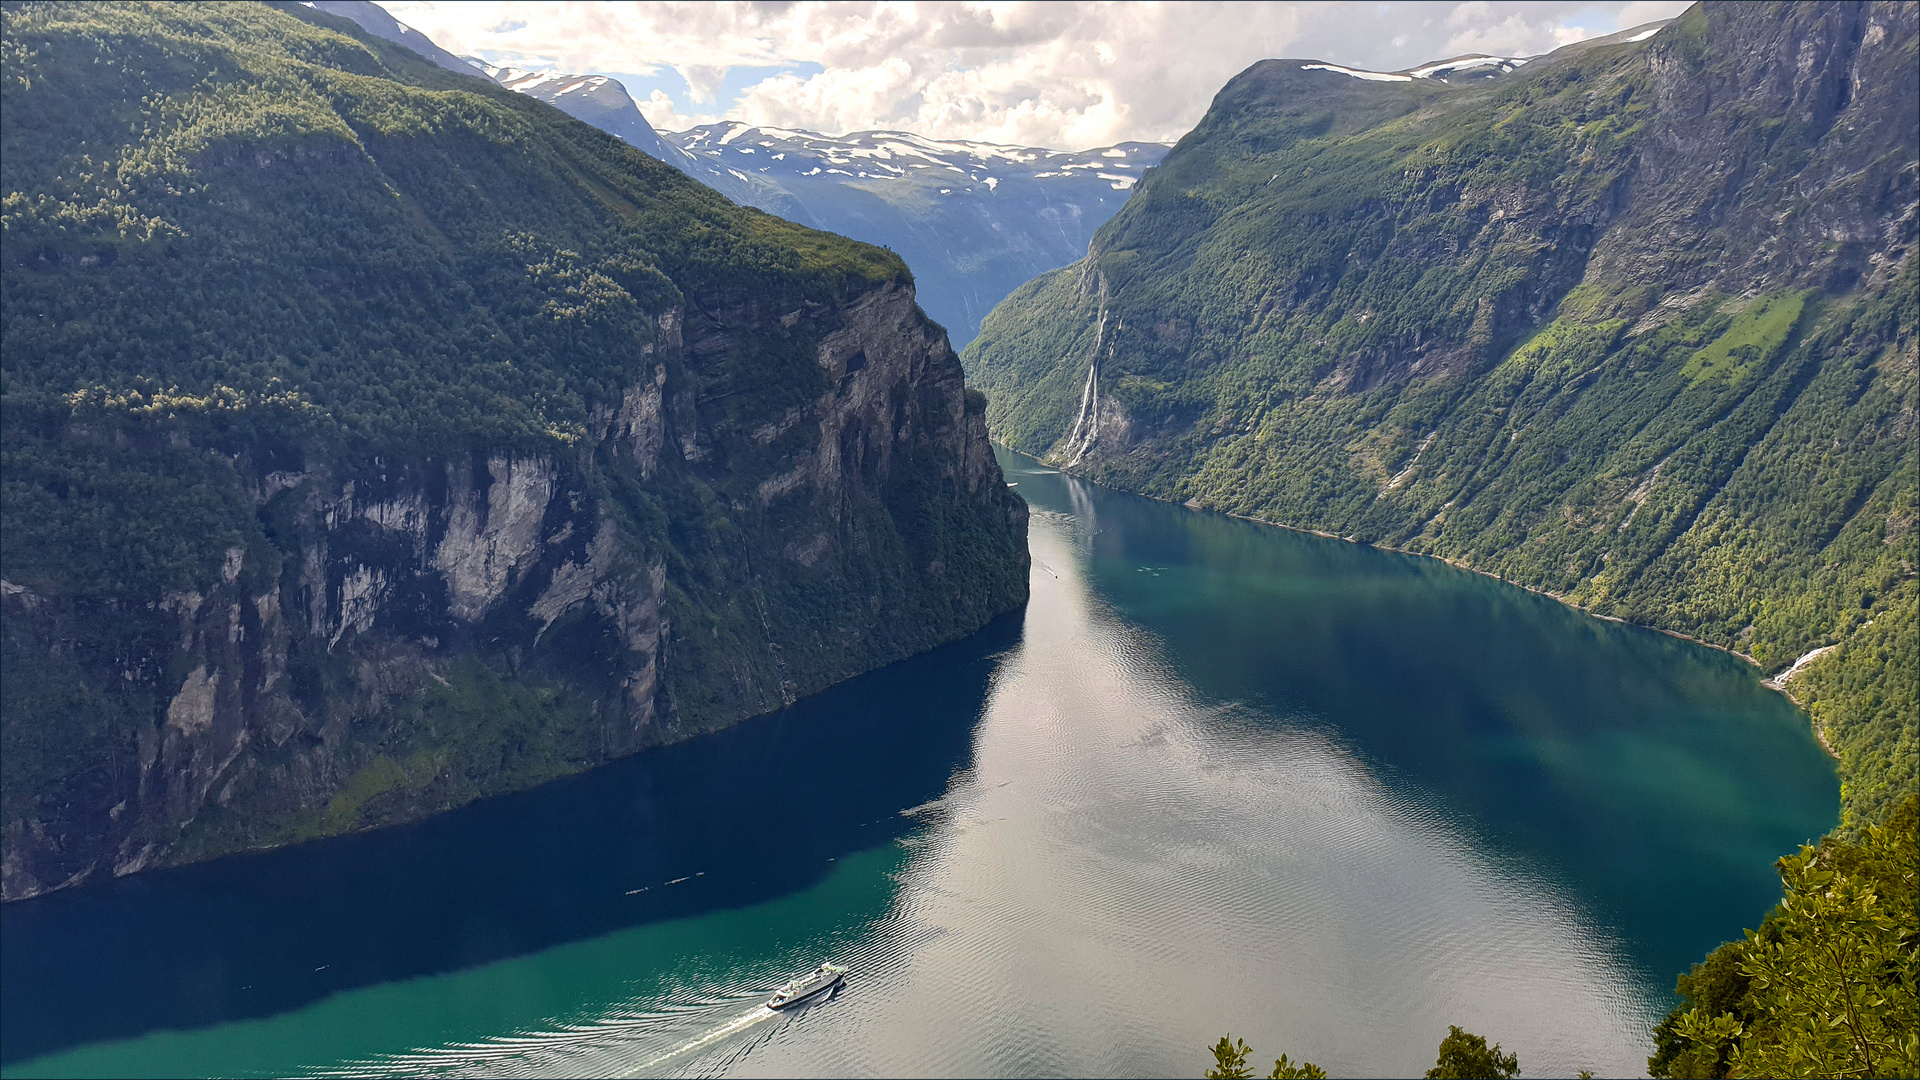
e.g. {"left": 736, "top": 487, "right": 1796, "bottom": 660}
{"left": 657, "top": 124, "right": 1165, "bottom": 195}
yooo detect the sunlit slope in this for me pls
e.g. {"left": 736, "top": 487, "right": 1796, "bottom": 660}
{"left": 0, "top": 0, "right": 1026, "bottom": 897}
{"left": 964, "top": 2, "right": 1917, "bottom": 828}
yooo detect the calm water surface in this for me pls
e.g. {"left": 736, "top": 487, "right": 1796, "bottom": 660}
{"left": 1, "top": 448, "right": 1837, "bottom": 1078}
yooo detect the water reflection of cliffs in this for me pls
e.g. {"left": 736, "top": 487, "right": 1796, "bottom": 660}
{"left": 0, "top": 615, "right": 1018, "bottom": 1064}
{"left": 0, "top": 3, "right": 1029, "bottom": 903}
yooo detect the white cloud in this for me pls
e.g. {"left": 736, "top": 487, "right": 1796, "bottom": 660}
{"left": 676, "top": 63, "right": 730, "bottom": 104}
{"left": 635, "top": 88, "right": 707, "bottom": 132}
{"left": 1614, "top": 0, "right": 1693, "bottom": 32}
{"left": 383, "top": 1, "right": 1694, "bottom": 148}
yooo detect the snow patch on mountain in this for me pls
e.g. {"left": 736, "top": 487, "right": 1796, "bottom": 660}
{"left": 666, "top": 125, "right": 1160, "bottom": 195}
{"left": 1405, "top": 55, "right": 1529, "bottom": 78}
{"left": 1301, "top": 63, "right": 1414, "bottom": 82}
{"left": 1301, "top": 54, "right": 1535, "bottom": 83}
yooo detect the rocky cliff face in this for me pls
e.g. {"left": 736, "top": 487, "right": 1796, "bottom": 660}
{"left": 1586, "top": 2, "right": 1916, "bottom": 301}
{"left": 2, "top": 276, "right": 1024, "bottom": 903}
{"left": 972, "top": 4, "right": 1914, "bottom": 460}
{"left": 0, "top": 2, "right": 1027, "bottom": 901}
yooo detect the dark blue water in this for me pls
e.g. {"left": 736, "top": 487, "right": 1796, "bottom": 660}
{"left": 0, "top": 449, "right": 1836, "bottom": 1078}
{"left": 0, "top": 619, "right": 1016, "bottom": 1065}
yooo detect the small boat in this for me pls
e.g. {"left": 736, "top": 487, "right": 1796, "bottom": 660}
{"left": 768, "top": 963, "right": 846, "bottom": 1010}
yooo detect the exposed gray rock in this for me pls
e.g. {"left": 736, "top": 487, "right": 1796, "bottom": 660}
{"left": 432, "top": 456, "right": 557, "bottom": 622}
{"left": 1, "top": 277, "right": 1028, "bottom": 902}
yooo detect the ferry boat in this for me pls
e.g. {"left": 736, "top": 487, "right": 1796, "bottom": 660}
{"left": 767, "top": 963, "right": 846, "bottom": 1010}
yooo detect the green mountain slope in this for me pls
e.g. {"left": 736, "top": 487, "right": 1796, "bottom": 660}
{"left": 0, "top": 1, "right": 1028, "bottom": 900}
{"left": 966, "top": 1, "right": 1917, "bottom": 830}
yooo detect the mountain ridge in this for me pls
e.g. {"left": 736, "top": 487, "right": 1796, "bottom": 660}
{"left": 306, "top": 0, "right": 1168, "bottom": 347}
{"left": 0, "top": 0, "right": 1028, "bottom": 900}
{"left": 662, "top": 122, "right": 1165, "bottom": 346}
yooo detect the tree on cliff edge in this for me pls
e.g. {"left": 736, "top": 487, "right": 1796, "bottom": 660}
{"left": 1662, "top": 797, "right": 1918, "bottom": 1080}
{"left": 1425, "top": 1026, "right": 1520, "bottom": 1079}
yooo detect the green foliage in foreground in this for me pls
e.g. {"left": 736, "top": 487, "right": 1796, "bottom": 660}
{"left": 1205, "top": 1036, "right": 1327, "bottom": 1079}
{"left": 1194, "top": 811, "right": 1916, "bottom": 1078}
{"left": 1649, "top": 795, "right": 1919, "bottom": 1079}
{"left": 1206, "top": 1026, "right": 1545, "bottom": 1079}
{"left": 1425, "top": 1027, "right": 1521, "bottom": 1079}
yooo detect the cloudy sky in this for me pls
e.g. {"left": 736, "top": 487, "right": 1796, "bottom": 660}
{"left": 383, "top": 1, "right": 1692, "bottom": 149}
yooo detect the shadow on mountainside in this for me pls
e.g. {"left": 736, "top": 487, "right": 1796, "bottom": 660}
{"left": 0, "top": 612, "right": 1022, "bottom": 1064}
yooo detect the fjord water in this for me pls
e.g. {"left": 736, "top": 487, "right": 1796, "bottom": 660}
{"left": 1, "top": 449, "right": 1835, "bottom": 1079}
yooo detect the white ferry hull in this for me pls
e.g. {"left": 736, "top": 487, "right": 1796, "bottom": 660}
{"left": 768, "top": 968, "right": 844, "bottom": 1010}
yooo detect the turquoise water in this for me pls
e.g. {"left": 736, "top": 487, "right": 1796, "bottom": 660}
{"left": 0, "top": 448, "right": 1836, "bottom": 1078}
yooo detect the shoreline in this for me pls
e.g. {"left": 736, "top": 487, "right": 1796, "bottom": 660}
{"left": 998, "top": 443, "right": 1843, "bottom": 762}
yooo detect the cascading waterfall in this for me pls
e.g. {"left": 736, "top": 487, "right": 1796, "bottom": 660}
{"left": 1059, "top": 303, "right": 1109, "bottom": 468}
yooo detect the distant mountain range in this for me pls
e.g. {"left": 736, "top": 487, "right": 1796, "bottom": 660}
{"left": 663, "top": 124, "right": 1164, "bottom": 346}
{"left": 309, "top": 0, "right": 1166, "bottom": 346}
{"left": 472, "top": 64, "right": 700, "bottom": 175}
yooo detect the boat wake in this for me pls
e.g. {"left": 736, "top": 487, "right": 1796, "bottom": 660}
{"left": 624, "top": 1003, "right": 780, "bottom": 1075}
{"left": 309, "top": 996, "right": 787, "bottom": 1079}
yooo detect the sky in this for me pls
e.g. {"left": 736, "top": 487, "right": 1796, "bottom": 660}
{"left": 382, "top": 1, "right": 1694, "bottom": 149}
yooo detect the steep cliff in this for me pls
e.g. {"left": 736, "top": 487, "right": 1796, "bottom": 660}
{"left": 966, "top": 2, "right": 1916, "bottom": 828}
{"left": 0, "top": 1, "right": 1027, "bottom": 901}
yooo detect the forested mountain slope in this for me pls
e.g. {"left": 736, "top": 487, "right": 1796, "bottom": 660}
{"left": 307, "top": 0, "right": 473, "bottom": 80}
{"left": 0, "top": 0, "right": 1028, "bottom": 900}
{"left": 476, "top": 67, "right": 713, "bottom": 183}
{"left": 304, "top": 1, "right": 796, "bottom": 213}
{"left": 966, "top": 1, "right": 1916, "bottom": 830}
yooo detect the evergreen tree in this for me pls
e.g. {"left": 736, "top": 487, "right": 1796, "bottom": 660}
{"left": 1426, "top": 1026, "right": 1520, "bottom": 1079}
